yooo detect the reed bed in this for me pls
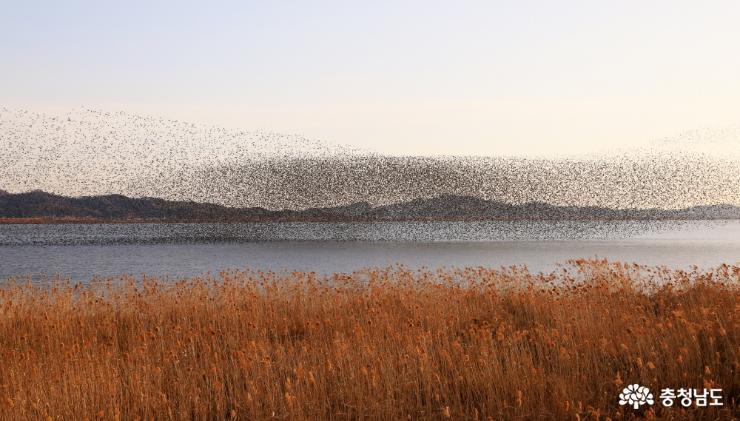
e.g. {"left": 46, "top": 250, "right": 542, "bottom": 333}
{"left": 0, "top": 260, "right": 737, "bottom": 420}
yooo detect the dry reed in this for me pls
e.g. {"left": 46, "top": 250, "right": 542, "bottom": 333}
{"left": 0, "top": 260, "right": 737, "bottom": 420}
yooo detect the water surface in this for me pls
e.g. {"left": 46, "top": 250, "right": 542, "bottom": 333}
{"left": 1, "top": 220, "right": 738, "bottom": 281}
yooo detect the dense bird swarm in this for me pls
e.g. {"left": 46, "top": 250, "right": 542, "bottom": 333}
{"left": 1, "top": 108, "right": 738, "bottom": 210}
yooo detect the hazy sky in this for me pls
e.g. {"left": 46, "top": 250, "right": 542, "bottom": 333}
{"left": 3, "top": 1, "right": 740, "bottom": 157}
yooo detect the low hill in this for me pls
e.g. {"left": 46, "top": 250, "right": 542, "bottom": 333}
{"left": 0, "top": 190, "right": 267, "bottom": 221}
{"left": 1, "top": 191, "right": 739, "bottom": 222}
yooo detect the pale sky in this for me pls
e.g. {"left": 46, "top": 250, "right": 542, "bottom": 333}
{"left": 3, "top": 1, "right": 740, "bottom": 157}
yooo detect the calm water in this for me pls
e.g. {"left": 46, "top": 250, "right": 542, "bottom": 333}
{"left": 0, "top": 220, "right": 738, "bottom": 281}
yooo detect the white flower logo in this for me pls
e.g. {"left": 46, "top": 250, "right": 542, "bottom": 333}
{"left": 619, "top": 384, "right": 654, "bottom": 409}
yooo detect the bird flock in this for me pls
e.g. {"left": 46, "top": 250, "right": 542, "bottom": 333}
{"left": 1, "top": 107, "right": 738, "bottom": 211}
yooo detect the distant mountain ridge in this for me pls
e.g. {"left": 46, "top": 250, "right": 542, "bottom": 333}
{"left": 1, "top": 191, "right": 739, "bottom": 222}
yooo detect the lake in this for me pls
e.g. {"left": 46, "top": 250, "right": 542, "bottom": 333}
{"left": 1, "top": 220, "right": 738, "bottom": 281}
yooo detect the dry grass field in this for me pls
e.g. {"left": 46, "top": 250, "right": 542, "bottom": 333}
{"left": 0, "top": 260, "right": 737, "bottom": 420}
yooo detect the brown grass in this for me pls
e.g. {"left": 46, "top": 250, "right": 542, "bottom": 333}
{"left": 0, "top": 260, "right": 738, "bottom": 420}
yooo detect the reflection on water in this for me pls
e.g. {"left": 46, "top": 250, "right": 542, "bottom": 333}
{"left": 0, "top": 220, "right": 738, "bottom": 281}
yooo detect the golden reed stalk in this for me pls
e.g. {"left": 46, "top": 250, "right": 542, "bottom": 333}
{"left": 0, "top": 260, "right": 737, "bottom": 420}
